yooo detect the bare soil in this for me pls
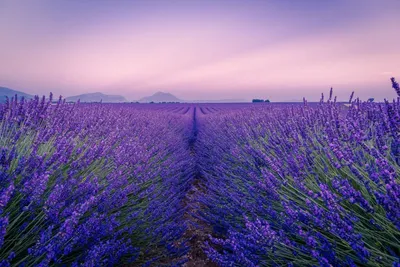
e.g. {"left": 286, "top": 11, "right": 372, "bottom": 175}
{"left": 182, "top": 179, "right": 218, "bottom": 267}
{"left": 182, "top": 107, "right": 218, "bottom": 267}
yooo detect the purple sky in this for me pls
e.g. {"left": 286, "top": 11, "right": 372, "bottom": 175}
{"left": 0, "top": 0, "right": 399, "bottom": 101}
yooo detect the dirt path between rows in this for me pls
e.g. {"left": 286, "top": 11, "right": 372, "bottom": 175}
{"left": 182, "top": 107, "right": 217, "bottom": 267}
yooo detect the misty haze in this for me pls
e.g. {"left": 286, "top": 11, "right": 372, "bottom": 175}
{"left": 1, "top": 1, "right": 400, "bottom": 267}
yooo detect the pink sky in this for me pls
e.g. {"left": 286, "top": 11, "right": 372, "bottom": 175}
{"left": 0, "top": 0, "right": 399, "bottom": 101}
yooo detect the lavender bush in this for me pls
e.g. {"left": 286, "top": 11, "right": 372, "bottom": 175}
{"left": 0, "top": 96, "right": 194, "bottom": 266}
{"left": 196, "top": 82, "right": 400, "bottom": 266}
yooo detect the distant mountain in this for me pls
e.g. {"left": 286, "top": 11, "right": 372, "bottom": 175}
{"left": 0, "top": 86, "right": 34, "bottom": 103}
{"left": 139, "top": 92, "right": 181, "bottom": 103}
{"left": 66, "top": 92, "right": 128, "bottom": 103}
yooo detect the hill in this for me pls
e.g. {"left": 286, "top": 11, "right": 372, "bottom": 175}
{"left": 0, "top": 86, "right": 34, "bottom": 102}
{"left": 139, "top": 92, "right": 181, "bottom": 103}
{"left": 66, "top": 92, "right": 128, "bottom": 103}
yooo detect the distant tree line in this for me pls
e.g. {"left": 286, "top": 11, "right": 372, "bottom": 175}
{"left": 252, "top": 99, "right": 270, "bottom": 103}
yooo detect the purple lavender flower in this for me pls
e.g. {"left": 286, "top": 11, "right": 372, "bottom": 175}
{"left": 349, "top": 91, "right": 355, "bottom": 103}
{"left": 0, "top": 216, "right": 9, "bottom": 248}
{"left": 391, "top": 77, "right": 400, "bottom": 97}
{"left": 0, "top": 182, "right": 14, "bottom": 212}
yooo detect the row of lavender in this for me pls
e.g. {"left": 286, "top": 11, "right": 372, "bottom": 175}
{"left": 196, "top": 88, "right": 400, "bottom": 266}
{"left": 0, "top": 96, "right": 195, "bottom": 266}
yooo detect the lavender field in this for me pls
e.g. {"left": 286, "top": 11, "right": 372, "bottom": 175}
{"left": 1, "top": 82, "right": 400, "bottom": 267}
